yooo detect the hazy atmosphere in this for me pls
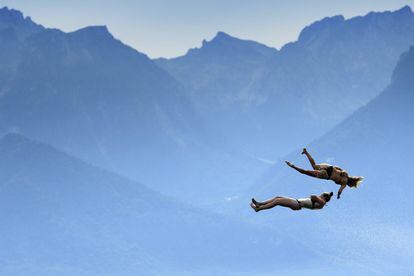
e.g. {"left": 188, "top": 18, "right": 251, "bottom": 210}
{"left": 1, "top": 0, "right": 414, "bottom": 57}
{"left": 0, "top": 1, "right": 413, "bottom": 275}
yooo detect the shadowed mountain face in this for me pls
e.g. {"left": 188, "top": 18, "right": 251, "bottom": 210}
{"left": 0, "top": 7, "right": 43, "bottom": 92}
{"left": 0, "top": 8, "right": 267, "bottom": 203}
{"left": 0, "top": 133, "right": 318, "bottom": 275}
{"left": 155, "top": 33, "right": 281, "bottom": 160}
{"left": 240, "top": 45, "right": 414, "bottom": 274}
{"left": 0, "top": 7, "right": 43, "bottom": 38}
{"left": 156, "top": 32, "right": 278, "bottom": 112}
{"left": 0, "top": 24, "right": 194, "bottom": 165}
{"left": 156, "top": 6, "right": 414, "bottom": 159}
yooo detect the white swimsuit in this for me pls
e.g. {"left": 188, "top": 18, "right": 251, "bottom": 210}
{"left": 297, "top": 198, "right": 321, "bottom": 209}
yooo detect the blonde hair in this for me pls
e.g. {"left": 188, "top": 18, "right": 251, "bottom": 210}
{"left": 349, "top": 176, "right": 364, "bottom": 188}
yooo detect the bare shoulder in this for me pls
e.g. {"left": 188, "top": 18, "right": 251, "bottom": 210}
{"left": 314, "top": 196, "right": 326, "bottom": 209}
{"left": 312, "top": 195, "right": 326, "bottom": 203}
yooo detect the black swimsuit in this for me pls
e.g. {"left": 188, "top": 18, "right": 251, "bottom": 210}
{"left": 325, "top": 166, "right": 334, "bottom": 179}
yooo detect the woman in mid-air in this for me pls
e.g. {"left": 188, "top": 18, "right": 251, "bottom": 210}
{"left": 285, "top": 148, "right": 364, "bottom": 199}
{"left": 250, "top": 192, "right": 333, "bottom": 212}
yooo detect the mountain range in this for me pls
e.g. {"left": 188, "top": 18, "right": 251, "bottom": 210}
{"left": 0, "top": 7, "right": 266, "bottom": 204}
{"left": 156, "top": 6, "right": 414, "bottom": 159}
{"left": 2, "top": 6, "right": 414, "bottom": 205}
{"left": 0, "top": 5, "right": 413, "bottom": 274}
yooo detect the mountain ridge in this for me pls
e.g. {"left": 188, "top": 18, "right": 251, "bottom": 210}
{"left": 0, "top": 6, "right": 268, "bottom": 204}
{"left": 155, "top": 5, "right": 414, "bottom": 159}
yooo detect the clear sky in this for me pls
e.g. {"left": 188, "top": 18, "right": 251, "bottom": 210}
{"left": 1, "top": 0, "right": 413, "bottom": 58}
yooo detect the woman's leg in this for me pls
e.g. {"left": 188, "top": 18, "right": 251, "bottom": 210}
{"left": 254, "top": 197, "right": 301, "bottom": 211}
{"left": 252, "top": 197, "right": 282, "bottom": 206}
{"left": 285, "top": 161, "right": 321, "bottom": 178}
{"left": 302, "top": 149, "right": 318, "bottom": 170}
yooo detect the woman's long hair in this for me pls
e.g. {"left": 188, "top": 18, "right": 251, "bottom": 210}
{"left": 348, "top": 176, "right": 364, "bottom": 188}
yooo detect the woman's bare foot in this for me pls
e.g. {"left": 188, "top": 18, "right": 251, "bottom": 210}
{"left": 250, "top": 203, "right": 259, "bottom": 212}
{"left": 251, "top": 198, "right": 261, "bottom": 206}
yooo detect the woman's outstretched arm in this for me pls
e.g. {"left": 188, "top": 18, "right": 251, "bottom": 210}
{"left": 337, "top": 184, "right": 347, "bottom": 199}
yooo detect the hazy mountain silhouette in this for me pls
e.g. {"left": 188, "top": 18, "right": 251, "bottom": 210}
{"left": 156, "top": 6, "right": 414, "bottom": 159}
{"left": 0, "top": 7, "right": 43, "bottom": 39}
{"left": 0, "top": 8, "right": 266, "bottom": 204}
{"left": 0, "top": 133, "right": 318, "bottom": 275}
{"left": 156, "top": 31, "right": 277, "bottom": 112}
{"left": 241, "top": 44, "right": 414, "bottom": 274}
{"left": 0, "top": 7, "right": 43, "bottom": 92}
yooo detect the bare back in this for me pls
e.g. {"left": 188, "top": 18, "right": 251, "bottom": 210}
{"left": 315, "top": 163, "right": 348, "bottom": 185}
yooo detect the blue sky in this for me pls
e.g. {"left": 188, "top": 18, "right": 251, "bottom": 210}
{"left": 1, "top": 0, "right": 413, "bottom": 58}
